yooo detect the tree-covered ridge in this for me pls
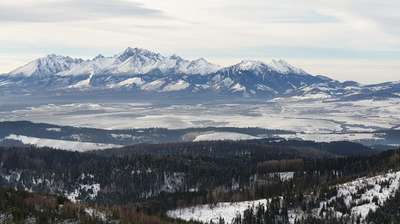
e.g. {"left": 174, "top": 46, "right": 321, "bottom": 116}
{"left": 0, "top": 142, "right": 399, "bottom": 224}
{"left": 97, "top": 139, "right": 374, "bottom": 158}
{"left": 228, "top": 170, "right": 400, "bottom": 224}
{"left": 185, "top": 150, "right": 400, "bottom": 224}
{"left": 0, "top": 120, "right": 293, "bottom": 146}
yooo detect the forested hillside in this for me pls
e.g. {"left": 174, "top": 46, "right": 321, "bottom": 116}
{"left": 0, "top": 140, "right": 399, "bottom": 224}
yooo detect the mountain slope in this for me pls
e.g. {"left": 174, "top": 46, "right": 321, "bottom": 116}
{"left": 1, "top": 47, "right": 397, "bottom": 100}
{"left": 8, "top": 54, "right": 84, "bottom": 77}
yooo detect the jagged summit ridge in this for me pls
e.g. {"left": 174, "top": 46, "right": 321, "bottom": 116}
{"left": 29, "top": 47, "right": 220, "bottom": 77}
{"left": 9, "top": 54, "right": 84, "bottom": 77}
{"left": 227, "top": 59, "right": 307, "bottom": 75}
{"left": 5, "top": 48, "right": 310, "bottom": 78}
{"left": 5, "top": 47, "right": 395, "bottom": 100}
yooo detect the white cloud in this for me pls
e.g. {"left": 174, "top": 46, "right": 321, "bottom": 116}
{"left": 0, "top": 0, "right": 166, "bottom": 22}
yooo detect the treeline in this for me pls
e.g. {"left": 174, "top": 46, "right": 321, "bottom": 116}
{"left": 0, "top": 120, "right": 293, "bottom": 146}
{"left": 97, "top": 139, "right": 374, "bottom": 159}
{"left": 257, "top": 149, "right": 400, "bottom": 174}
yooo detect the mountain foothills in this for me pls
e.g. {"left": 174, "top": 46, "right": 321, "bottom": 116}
{"left": 1, "top": 47, "right": 399, "bottom": 100}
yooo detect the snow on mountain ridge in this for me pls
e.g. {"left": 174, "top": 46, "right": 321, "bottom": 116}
{"left": 269, "top": 59, "right": 307, "bottom": 74}
{"left": 8, "top": 54, "right": 84, "bottom": 77}
{"left": 50, "top": 47, "right": 220, "bottom": 77}
{"left": 232, "top": 60, "right": 267, "bottom": 72}
{"left": 180, "top": 58, "right": 221, "bottom": 75}
{"left": 116, "top": 47, "right": 163, "bottom": 62}
{"left": 6, "top": 48, "right": 308, "bottom": 77}
{"left": 58, "top": 56, "right": 117, "bottom": 76}
{"left": 2, "top": 47, "right": 359, "bottom": 98}
{"left": 225, "top": 59, "right": 308, "bottom": 76}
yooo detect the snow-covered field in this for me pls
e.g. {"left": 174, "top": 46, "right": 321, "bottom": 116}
{"left": 167, "top": 199, "right": 269, "bottom": 223}
{"left": 1, "top": 98, "right": 399, "bottom": 142}
{"left": 4, "top": 134, "right": 122, "bottom": 151}
{"left": 279, "top": 132, "right": 384, "bottom": 142}
{"left": 193, "top": 132, "right": 259, "bottom": 142}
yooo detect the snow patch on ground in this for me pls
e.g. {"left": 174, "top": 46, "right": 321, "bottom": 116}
{"left": 46, "top": 127, "right": 61, "bottom": 132}
{"left": 315, "top": 171, "right": 400, "bottom": 221}
{"left": 84, "top": 208, "right": 107, "bottom": 221}
{"left": 193, "top": 132, "right": 259, "bottom": 142}
{"left": 66, "top": 183, "right": 101, "bottom": 202}
{"left": 108, "top": 77, "right": 144, "bottom": 88}
{"left": 167, "top": 199, "right": 269, "bottom": 223}
{"left": 292, "top": 92, "right": 331, "bottom": 100}
{"left": 280, "top": 133, "right": 384, "bottom": 143}
{"left": 1, "top": 170, "right": 22, "bottom": 183}
{"left": 161, "top": 172, "right": 185, "bottom": 193}
{"left": 68, "top": 75, "right": 92, "bottom": 89}
{"left": 110, "top": 133, "right": 136, "bottom": 140}
{"left": 163, "top": 80, "right": 190, "bottom": 92}
{"left": 231, "top": 83, "right": 246, "bottom": 92}
{"left": 141, "top": 79, "right": 165, "bottom": 91}
{"left": 269, "top": 172, "right": 295, "bottom": 182}
{"left": 4, "top": 134, "right": 122, "bottom": 151}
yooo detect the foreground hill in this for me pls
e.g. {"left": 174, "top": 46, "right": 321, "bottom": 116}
{"left": 0, "top": 121, "right": 293, "bottom": 151}
{"left": 1, "top": 121, "right": 399, "bottom": 151}
{"left": 0, "top": 144, "right": 399, "bottom": 224}
{"left": 0, "top": 140, "right": 377, "bottom": 205}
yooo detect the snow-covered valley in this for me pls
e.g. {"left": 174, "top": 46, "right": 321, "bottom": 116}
{"left": 1, "top": 98, "right": 399, "bottom": 146}
{"left": 2, "top": 98, "right": 398, "bottom": 132}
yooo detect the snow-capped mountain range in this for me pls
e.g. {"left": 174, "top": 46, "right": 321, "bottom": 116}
{"left": 1, "top": 47, "right": 399, "bottom": 100}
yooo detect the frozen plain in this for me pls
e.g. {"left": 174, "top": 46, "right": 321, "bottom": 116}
{"left": 1, "top": 98, "right": 399, "bottom": 134}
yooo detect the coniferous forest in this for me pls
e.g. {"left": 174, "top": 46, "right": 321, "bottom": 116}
{"left": 0, "top": 139, "right": 399, "bottom": 224}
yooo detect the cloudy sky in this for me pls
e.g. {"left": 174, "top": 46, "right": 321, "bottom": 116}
{"left": 0, "top": 0, "right": 399, "bottom": 83}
